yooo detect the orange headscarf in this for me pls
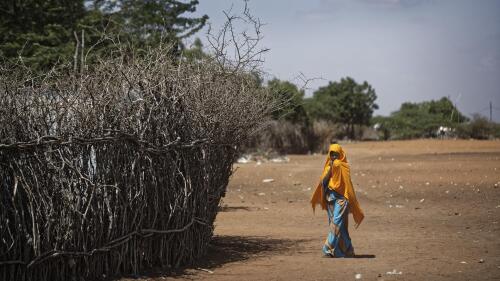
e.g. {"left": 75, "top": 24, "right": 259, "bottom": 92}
{"left": 310, "top": 144, "right": 364, "bottom": 227}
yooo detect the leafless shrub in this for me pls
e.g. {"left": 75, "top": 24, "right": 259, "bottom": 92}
{"left": 312, "top": 120, "right": 343, "bottom": 153}
{"left": 243, "top": 120, "right": 346, "bottom": 155}
{"left": 0, "top": 7, "right": 276, "bottom": 280}
{"left": 243, "top": 121, "right": 312, "bottom": 154}
{"left": 206, "top": 0, "right": 269, "bottom": 74}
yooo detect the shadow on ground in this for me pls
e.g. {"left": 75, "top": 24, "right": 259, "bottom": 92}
{"left": 218, "top": 206, "right": 253, "bottom": 212}
{"left": 353, "top": 254, "right": 376, "bottom": 258}
{"left": 200, "top": 235, "right": 303, "bottom": 267}
{"left": 171, "top": 235, "right": 307, "bottom": 279}
{"left": 117, "top": 235, "right": 307, "bottom": 280}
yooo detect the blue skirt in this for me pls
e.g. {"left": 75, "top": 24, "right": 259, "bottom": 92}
{"left": 322, "top": 189, "right": 355, "bottom": 257}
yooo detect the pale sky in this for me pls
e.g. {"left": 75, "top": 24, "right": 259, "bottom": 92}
{"left": 192, "top": 0, "right": 500, "bottom": 121}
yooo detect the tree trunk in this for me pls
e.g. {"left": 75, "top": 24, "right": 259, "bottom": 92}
{"left": 349, "top": 123, "right": 355, "bottom": 140}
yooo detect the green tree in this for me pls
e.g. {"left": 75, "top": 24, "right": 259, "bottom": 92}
{"left": 427, "top": 97, "right": 468, "bottom": 123}
{"left": 267, "top": 79, "right": 308, "bottom": 125}
{"left": 182, "top": 38, "right": 207, "bottom": 61}
{"left": 306, "top": 77, "right": 378, "bottom": 139}
{"left": 0, "top": 0, "right": 85, "bottom": 70}
{"left": 93, "top": 0, "right": 208, "bottom": 53}
{"left": 373, "top": 97, "right": 469, "bottom": 139}
{"left": 0, "top": 0, "right": 208, "bottom": 70}
{"left": 255, "top": 78, "right": 313, "bottom": 154}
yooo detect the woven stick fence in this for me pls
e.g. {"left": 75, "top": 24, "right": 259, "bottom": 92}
{"left": 0, "top": 45, "right": 275, "bottom": 280}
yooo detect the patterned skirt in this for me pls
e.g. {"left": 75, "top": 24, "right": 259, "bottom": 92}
{"left": 322, "top": 189, "right": 355, "bottom": 257}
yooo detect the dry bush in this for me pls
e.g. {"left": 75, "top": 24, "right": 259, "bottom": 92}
{"left": 311, "top": 120, "right": 343, "bottom": 153}
{"left": 242, "top": 120, "right": 350, "bottom": 155}
{"left": 456, "top": 114, "right": 498, "bottom": 140}
{"left": 0, "top": 21, "right": 275, "bottom": 281}
{"left": 242, "top": 120, "right": 311, "bottom": 154}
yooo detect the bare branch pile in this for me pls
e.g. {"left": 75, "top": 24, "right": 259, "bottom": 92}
{"left": 0, "top": 46, "right": 274, "bottom": 280}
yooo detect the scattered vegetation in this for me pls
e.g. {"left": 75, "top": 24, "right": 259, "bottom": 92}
{"left": 0, "top": 2, "right": 497, "bottom": 280}
{"left": 456, "top": 114, "right": 500, "bottom": 140}
{"left": 372, "top": 97, "right": 469, "bottom": 140}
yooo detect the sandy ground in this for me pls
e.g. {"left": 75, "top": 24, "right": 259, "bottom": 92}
{"left": 129, "top": 139, "right": 500, "bottom": 281}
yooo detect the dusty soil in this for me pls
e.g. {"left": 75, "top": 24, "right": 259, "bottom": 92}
{"left": 129, "top": 139, "right": 500, "bottom": 281}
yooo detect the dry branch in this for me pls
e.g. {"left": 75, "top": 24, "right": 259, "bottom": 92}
{"left": 0, "top": 39, "right": 275, "bottom": 280}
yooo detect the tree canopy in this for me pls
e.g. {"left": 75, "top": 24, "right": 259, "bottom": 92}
{"left": 0, "top": 0, "right": 86, "bottom": 70}
{"left": 94, "top": 0, "right": 207, "bottom": 49}
{"left": 305, "top": 77, "right": 378, "bottom": 138}
{"left": 267, "top": 78, "right": 309, "bottom": 125}
{"left": 0, "top": 0, "right": 208, "bottom": 71}
{"left": 372, "top": 97, "right": 469, "bottom": 139}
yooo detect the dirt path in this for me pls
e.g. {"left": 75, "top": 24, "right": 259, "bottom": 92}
{"left": 129, "top": 140, "right": 500, "bottom": 281}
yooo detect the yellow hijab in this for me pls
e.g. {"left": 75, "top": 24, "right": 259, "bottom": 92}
{"left": 310, "top": 144, "right": 365, "bottom": 227}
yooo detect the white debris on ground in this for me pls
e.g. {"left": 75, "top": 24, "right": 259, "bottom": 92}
{"left": 262, "top": 179, "right": 275, "bottom": 183}
{"left": 270, "top": 156, "right": 290, "bottom": 163}
{"left": 236, "top": 155, "right": 252, "bottom": 164}
{"left": 196, "top": 268, "right": 214, "bottom": 274}
{"left": 237, "top": 154, "right": 290, "bottom": 164}
{"left": 355, "top": 273, "right": 362, "bottom": 279}
{"left": 386, "top": 269, "right": 402, "bottom": 275}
